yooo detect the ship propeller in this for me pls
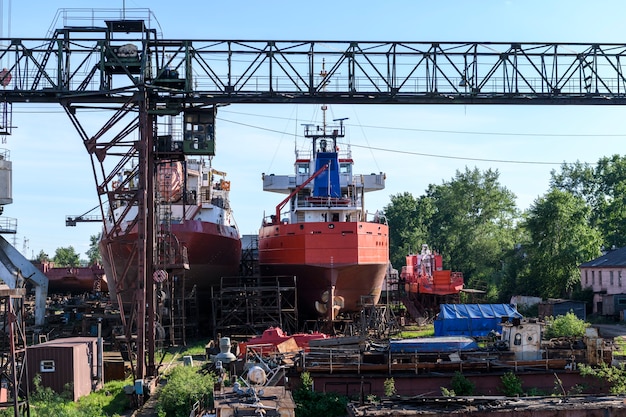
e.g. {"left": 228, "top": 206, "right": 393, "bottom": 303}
{"left": 315, "top": 293, "right": 346, "bottom": 315}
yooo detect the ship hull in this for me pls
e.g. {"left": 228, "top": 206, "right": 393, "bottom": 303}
{"left": 100, "top": 219, "right": 241, "bottom": 300}
{"left": 258, "top": 221, "right": 388, "bottom": 319}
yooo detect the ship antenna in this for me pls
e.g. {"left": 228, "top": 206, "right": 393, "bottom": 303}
{"left": 320, "top": 59, "right": 328, "bottom": 135}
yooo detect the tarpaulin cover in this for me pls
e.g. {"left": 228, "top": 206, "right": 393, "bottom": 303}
{"left": 434, "top": 304, "right": 522, "bottom": 337}
{"left": 389, "top": 336, "right": 479, "bottom": 353}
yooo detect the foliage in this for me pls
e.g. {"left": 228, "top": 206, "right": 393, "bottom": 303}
{"left": 384, "top": 192, "right": 431, "bottom": 268}
{"left": 75, "top": 379, "right": 130, "bottom": 416}
{"left": 293, "top": 372, "right": 348, "bottom": 417}
{"left": 520, "top": 189, "right": 602, "bottom": 298}
{"left": 500, "top": 371, "right": 523, "bottom": 397}
{"left": 34, "top": 250, "right": 49, "bottom": 262}
{"left": 383, "top": 378, "right": 396, "bottom": 397}
{"left": 440, "top": 386, "right": 455, "bottom": 397}
{"left": 23, "top": 374, "right": 128, "bottom": 417}
{"left": 53, "top": 246, "right": 81, "bottom": 267}
{"left": 384, "top": 168, "right": 520, "bottom": 300}
{"left": 543, "top": 312, "right": 589, "bottom": 339}
{"left": 424, "top": 168, "right": 519, "bottom": 288}
{"left": 551, "top": 155, "right": 626, "bottom": 248}
{"left": 156, "top": 366, "right": 215, "bottom": 417}
{"left": 579, "top": 362, "right": 626, "bottom": 394}
{"left": 450, "top": 371, "right": 475, "bottom": 396}
{"left": 86, "top": 233, "right": 102, "bottom": 265}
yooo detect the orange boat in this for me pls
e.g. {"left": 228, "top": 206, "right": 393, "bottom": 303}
{"left": 258, "top": 106, "right": 389, "bottom": 320}
{"left": 400, "top": 244, "right": 464, "bottom": 296}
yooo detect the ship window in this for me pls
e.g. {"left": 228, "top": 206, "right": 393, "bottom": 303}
{"left": 297, "top": 164, "right": 309, "bottom": 174}
{"left": 514, "top": 333, "right": 522, "bottom": 346}
{"left": 40, "top": 360, "right": 55, "bottom": 373}
{"left": 340, "top": 163, "right": 351, "bottom": 174}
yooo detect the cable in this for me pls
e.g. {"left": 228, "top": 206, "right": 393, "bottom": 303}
{"left": 218, "top": 117, "right": 565, "bottom": 166}
{"left": 219, "top": 109, "right": 626, "bottom": 138}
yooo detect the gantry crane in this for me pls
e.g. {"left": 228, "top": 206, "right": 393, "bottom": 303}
{"left": 0, "top": 8, "right": 624, "bottom": 386}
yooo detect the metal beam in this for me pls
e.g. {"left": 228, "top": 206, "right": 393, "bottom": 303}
{"left": 0, "top": 36, "right": 623, "bottom": 105}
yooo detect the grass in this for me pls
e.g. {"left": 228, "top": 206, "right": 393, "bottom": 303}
{"left": 157, "top": 338, "right": 212, "bottom": 369}
{"left": 615, "top": 336, "right": 626, "bottom": 358}
{"left": 76, "top": 379, "right": 131, "bottom": 415}
{"left": 393, "top": 324, "right": 434, "bottom": 338}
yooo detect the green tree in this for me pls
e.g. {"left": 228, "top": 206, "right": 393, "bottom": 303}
{"left": 383, "top": 192, "right": 431, "bottom": 268}
{"left": 424, "top": 167, "right": 519, "bottom": 296}
{"left": 53, "top": 246, "right": 81, "bottom": 267}
{"left": 86, "top": 234, "right": 102, "bottom": 265}
{"left": 34, "top": 250, "right": 49, "bottom": 263}
{"left": 551, "top": 155, "right": 626, "bottom": 248}
{"left": 521, "top": 189, "right": 602, "bottom": 298}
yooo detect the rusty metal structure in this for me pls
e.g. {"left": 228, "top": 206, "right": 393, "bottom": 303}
{"left": 0, "top": 288, "right": 30, "bottom": 417}
{"left": 0, "top": 8, "right": 624, "bottom": 382}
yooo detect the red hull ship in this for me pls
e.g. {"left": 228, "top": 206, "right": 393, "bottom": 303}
{"left": 258, "top": 106, "right": 389, "bottom": 320}
{"left": 100, "top": 158, "right": 241, "bottom": 306}
{"left": 37, "top": 261, "right": 108, "bottom": 293}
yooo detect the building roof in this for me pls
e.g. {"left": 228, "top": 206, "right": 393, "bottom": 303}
{"left": 580, "top": 246, "right": 626, "bottom": 268}
{"left": 29, "top": 337, "right": 97, "bottom": 349}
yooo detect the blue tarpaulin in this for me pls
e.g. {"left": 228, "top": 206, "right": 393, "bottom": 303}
{"left": 434, "top": 304, "right": 523, "bottom": 337}
{"left": 389, "top": 336, "right": 479, "bottom": 353}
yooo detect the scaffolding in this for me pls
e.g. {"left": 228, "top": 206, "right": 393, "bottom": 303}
{"left": 211, "top": 276, "right": 297, "bottom": 337}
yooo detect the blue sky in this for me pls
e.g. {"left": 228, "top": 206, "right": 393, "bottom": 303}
{"left": 4, "top": 0, "right": 626, "bottom": 260}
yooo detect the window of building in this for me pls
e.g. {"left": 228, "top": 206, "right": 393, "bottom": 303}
{"left": 620, "top": 271, "right": 623, "bottom": 287}
{"left": 40, "top": 360, "right": 55, "bottom": 373}
{"left": 599, "top": 270, "right": 603, "bottom": 286}
{"left": 585, "top": 270, "right": 589, "bottom": 285}
{"left": 592, "top": 270, "right": 595, "bottom": 285}
{"left": 611, "top": 271, "right": 614, "bottom": 286}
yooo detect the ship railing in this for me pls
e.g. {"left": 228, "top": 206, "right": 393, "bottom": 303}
{"left": 301, "top": 347, "right": 363, "bottom": 374}
{"left": 294, "top": 195, "right": 360, "bottom": 210}
{"left": 0, "top": 217, "right": 17, "bottom": 234}
{"left": 295, "top": 148, "right": 352, "bottom": 160}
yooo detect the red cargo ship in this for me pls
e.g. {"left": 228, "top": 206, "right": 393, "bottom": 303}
{"left": 99, "top": 158, "right": 241, "bottom": 302}
{"left": 258, "top": 106, "right": 389, "bottom": 320}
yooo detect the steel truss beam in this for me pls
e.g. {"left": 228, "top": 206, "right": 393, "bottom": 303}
{"left": 0, "top": 36, "right": 624, "bottom": 104}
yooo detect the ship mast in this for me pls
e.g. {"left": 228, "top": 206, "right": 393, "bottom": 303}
{"left": 320, "top": 60, "right": 328, "bottom": 135}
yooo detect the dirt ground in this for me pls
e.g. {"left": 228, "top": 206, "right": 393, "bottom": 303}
{"left": 591, "top": 323, "right": 626, "bottom": 339}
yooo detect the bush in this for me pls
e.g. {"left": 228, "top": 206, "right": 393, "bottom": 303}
{"left": 544, "top": 312, "right": 588, "bottom": 339}
{"left": 450, "top": 371, "right": 475, "bottom": 396}
{"left": 500, "top": 371, "right": 523, "bottom": 397}
{"left": 293, "top": 372, "right": 348, "bottom": 417}
{"left": 383, "top": 378, "right": 396, "bottom": 397}
{"left": 156, "top": 366, "right": 215, "bottom": 417}
{"left": 580, "top": 362, "right": 626, "bottom": 395}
